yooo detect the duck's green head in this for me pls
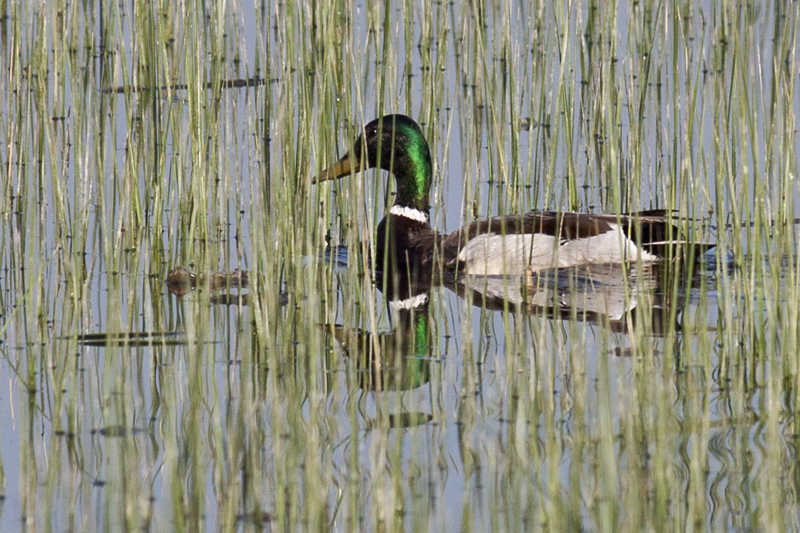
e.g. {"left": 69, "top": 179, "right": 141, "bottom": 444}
{"left": 314, "top": 114, "right": 433, "bottom": 212}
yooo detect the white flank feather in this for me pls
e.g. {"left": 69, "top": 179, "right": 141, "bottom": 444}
{"left": 458, "top": 225, "right": 658, "bottom": 275}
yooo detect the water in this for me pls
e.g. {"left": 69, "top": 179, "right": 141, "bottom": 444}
{"left": 1, "top": 0, "right": 799, "bottom": 530}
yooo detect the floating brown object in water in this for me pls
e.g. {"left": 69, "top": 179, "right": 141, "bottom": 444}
{"left": 166, "top": 267, "right": 249, "bottom": 296}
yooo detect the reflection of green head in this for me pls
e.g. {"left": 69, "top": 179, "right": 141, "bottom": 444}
{"left": 371, "top": 308, "right": 431, "bottom": 391}
{"left": 413, "top": 310, "right": 430, "bottom": 358}
{"left": 381, "top": 309, "right": 431, "bottom": 391}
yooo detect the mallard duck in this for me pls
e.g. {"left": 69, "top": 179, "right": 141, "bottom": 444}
{"left": 314, "top": 114, "right": 711, "bottom": 298}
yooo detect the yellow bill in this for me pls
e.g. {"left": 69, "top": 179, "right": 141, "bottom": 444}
{"left": 313, "top": 152, "right": 361, "bottom": 183}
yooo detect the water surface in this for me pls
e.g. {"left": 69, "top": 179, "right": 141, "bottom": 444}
{"left": 1, "top": 1, "right": 799, "bottom": 530}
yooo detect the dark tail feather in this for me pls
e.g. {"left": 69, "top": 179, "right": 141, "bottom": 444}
{"left": 641, "top": 240, "right": 716, "bottom": 258}
{"left": 620, "top": 212, "right": 716, "bottom": 258}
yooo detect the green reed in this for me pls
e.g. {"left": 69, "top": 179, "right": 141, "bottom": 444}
{"left": 1, "top": 0, "right": 800, "bottom": 531}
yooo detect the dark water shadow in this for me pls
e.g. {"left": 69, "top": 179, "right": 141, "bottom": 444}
{"left": 76, "top": 331, "right": 187, "bottom": 347}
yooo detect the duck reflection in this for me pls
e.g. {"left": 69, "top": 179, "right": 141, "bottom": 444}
{"left": 324, "top": 287, "right": 433, "bottom": 394}
{"left": 321, "top": 258, "right": 706, "bottom": 422}
{"left": 321, "top": 280, "right": 435, "bottom": 428}
{"left": 455, "top": 261, "right": 697, "bottom": 336}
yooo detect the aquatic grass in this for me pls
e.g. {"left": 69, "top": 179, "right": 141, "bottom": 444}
{"left": 2, "top": 0, "right": 800, "bottom": 530}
